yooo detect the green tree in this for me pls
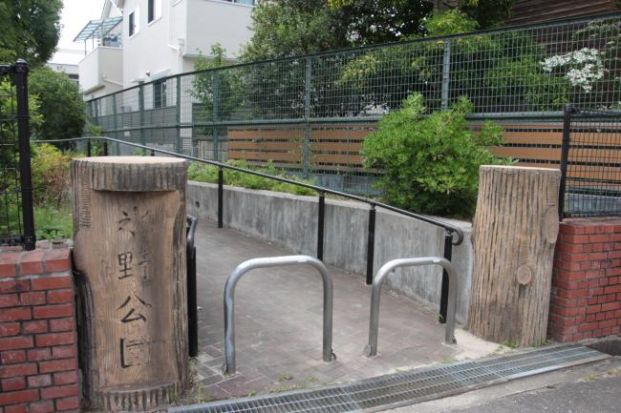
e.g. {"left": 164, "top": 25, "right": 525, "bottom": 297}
{"left": 242, "top": 0, "right": 349, "bottom": 61}
{"left": 192, "top": 44, "right": 243, "bottom": 121}
{"left": 0, "top": 0, "right": 62, "bottom": 65}
{"left": 29, "top": 67, "right": 86, "bottom": 144}
{"left": 328, "top": 0, "right": 433, "bottom": 46}
{"left": 338, "top": 10, "right": 571, "bottom": 114}
{"left": 243, "top": 0, "right": 516, "bottom": 62}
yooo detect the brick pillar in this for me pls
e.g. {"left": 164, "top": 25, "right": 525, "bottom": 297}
{"left": 550, "top": 218, "right": 621, "bottom": 342}
{"left": 0, "top": 244, "right": 79, "bottom": 413}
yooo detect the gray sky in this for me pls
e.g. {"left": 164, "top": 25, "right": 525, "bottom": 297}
{"left": 50, "top": 0, "right": 106, "bottom": 65}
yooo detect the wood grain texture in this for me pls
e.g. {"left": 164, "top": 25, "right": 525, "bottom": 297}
{"left": 72, "top": 157, "right": 188, "bottom": 411}
{"left": 468, "top": 166, "right": 560, "bottom": 347}
{"left": 508, "top": 0, "right": 618, "bottom": 25}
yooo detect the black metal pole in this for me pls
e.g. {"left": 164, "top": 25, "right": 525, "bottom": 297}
{"left": 14, "top": 59, "right": 35, "bottom": 251}
{"left": 439, "top": 231, "right": 453, "bottom": 324}
{"left": 558, "top": 105, "right": 575, "bottom": 219}
{"left": 86, "top": 140, "right": 92, "bottom": 157}
{"left": 150, "top": 149, "right": 155, "bottom": 156}
{"left": 186, "top": 216, "right": 198, "bottom": 357}
{"left": 103, "top": 140, "right": 108, "bottom": 156}
{"left": 317, "top": 192, "right": 325, "bottom": 260}
{"left": 366, "top": 205, "right": 376, "bottom": 285}
{"left": 218, "top": 167, "right": 224, "bottom": 228}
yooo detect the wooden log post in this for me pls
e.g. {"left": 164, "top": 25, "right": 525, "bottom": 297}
{"left": 71, "top": 157, "right": 188, "bottom": 411}
{"left": 468, "top": 166, "right": 560, "bottom": 347}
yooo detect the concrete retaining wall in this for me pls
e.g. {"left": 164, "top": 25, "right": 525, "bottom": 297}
{"left": 187, "top": 182, "right": 473, "bottom": 324}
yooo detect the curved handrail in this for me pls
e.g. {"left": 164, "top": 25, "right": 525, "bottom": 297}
{"left": 36, "top": 136, "right": 465, "bottom": 245}
{"left": 222, "top": 255, "right": 335, "bottom": 375}
{"left": 366, "top": 257, "right": 458, "bottom": 357}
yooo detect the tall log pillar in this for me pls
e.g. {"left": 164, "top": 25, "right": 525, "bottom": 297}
{"left": 72, "top": 157, "right": 188, "bottom": 411}
{"left": 468, "top": 166, "right": 560, "bottom": 347}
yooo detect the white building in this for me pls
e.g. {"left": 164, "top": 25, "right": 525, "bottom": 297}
{"left": 46, "top": 55, "right": 80, "bottom": 85}
{"left": 76, "top": 0, "right": 255, "bottom": 100}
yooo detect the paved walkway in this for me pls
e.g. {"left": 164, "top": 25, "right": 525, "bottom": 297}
{"left": 188, "top": 220, "right": 486, "bottom": 403}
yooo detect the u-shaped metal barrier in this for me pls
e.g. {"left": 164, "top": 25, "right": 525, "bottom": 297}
{"left": 366, "top": 257, "right": 458, "bottom": 357}
{"left": 223, "top": 255, "right": 336, "bottom": 375}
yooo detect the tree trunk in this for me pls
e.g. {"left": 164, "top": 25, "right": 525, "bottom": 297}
{"left": 468, "top": 166, "right": 560, "bottom": 347}
{"left": 72, "top": 156, "right": 188, "bottom": 411}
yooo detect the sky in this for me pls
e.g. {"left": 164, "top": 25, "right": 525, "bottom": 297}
{"left": 49, "top": 0, "right": 106, "bottom": 65}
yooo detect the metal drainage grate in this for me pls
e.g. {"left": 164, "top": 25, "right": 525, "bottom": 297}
{"left": 172, "top": 344, "right": 608, "bottom": 413}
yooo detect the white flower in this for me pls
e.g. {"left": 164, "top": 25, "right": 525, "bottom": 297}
{"left": 540, "top": 48, "right": 605, "bottom": 92}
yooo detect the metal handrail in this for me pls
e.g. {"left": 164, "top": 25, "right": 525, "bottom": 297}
{"left": 37, "top": 135, "right": 464, "bottom": 322}
{"left": 36, "top": 136, "right": 464, "bottom": 244}
{"left": 222, "top": 255, "right": 335, "bottom": 375}
{"left": 365, "top": 257, "right": 458, "bottom": 357}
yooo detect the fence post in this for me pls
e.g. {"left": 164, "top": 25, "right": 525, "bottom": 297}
{"left": 303, "top": 57, "right": 312, "bottom": 177}
{"left": 176, "top": 75, "right": 182, "bottom": 154}
{"left": 14, "top": 59, "right": 35, "bottom": 250}
{"left": 138, "top": 82, "right": 146, "bottom": 151}
{"left": 112, "top": 93, "right": 118, "bottom": 155}
{"left": 558, "top": 105, "right": 575, "bottom": 218}
{"left": 441, "top": 40, "right": 451, "bottom": 110}
{"left": 439, "top": 231, "right": 453, "bottom": 323}
{"left": 212, "top": 71, "right": 220, "bottom": 161}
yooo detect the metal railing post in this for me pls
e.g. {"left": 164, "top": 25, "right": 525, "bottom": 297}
{"left": 103, "top": 140, "right": 108, "bottom": 156}
{"left": 87, "top": 140, "right": 92, "bottom": 157}
{"left": 317, "top": 192, "right": 325, "bottom": 260}
{"left": 186, "top": 216, "right": 199, "bottom": 357}
{"left": 366, "top": 205, "right": 376, "bottom": 285}
{"left": 223, "top": 255, "right": 335, "bottom": 374}
{"left": 366, "top": 257, "right": 458, "bottom": 357}
{"left": 218, "top": 167, "right": 224, "bottom": 228}
{"left": 559, "top": 105, "right": 576, "bottom": 218}
{"left": 14, "top": 59, "right": 35, "bottom": 250}
{"left": 439, "top": 231, "right": 453, "bottom": 324}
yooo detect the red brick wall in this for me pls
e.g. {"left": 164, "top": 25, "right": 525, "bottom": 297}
{"left": 0, "top": 244, "right": 79, "bottom": 413}
{"left": 550, "top": 218, "right": 621, "bottom": 342}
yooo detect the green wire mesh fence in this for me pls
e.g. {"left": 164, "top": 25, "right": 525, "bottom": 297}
{"left": 86, "top": 13, "right": 621, "bottom": 198}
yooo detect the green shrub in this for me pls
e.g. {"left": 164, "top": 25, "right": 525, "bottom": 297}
{"left": 188, "top": 160, "right": 316, "bottom": 196}
{"left": 31, "top": 143, "right": 72, "bottom": 208}
{"left": 362, "top": 93, "right": 512, "bottom": 218}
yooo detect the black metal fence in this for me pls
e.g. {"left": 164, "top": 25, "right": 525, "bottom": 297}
{"left": 0, "top": 60, "right": 35, "bottom": 249}
{"left": 560, "top": 106, "right": 621, "bottom": 218}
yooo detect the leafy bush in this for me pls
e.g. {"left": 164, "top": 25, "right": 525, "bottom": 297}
{"left": 362, "top": 93, "right": 512, "bottom": 217}
{"left": 188, "top": 160, "right": 317, "bottom": 196}
{"left": 31, "top": 143, "right": 72, "bottom": 208}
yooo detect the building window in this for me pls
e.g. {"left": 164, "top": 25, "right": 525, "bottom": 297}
{"left": 148, "top": 0, "right": 161, "bottom": 23}
{"left": 154, "top": 80, "right": 167, "bottom": 109}
{"left": 129, "top": 10, "right": 139, "bottom": 37}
